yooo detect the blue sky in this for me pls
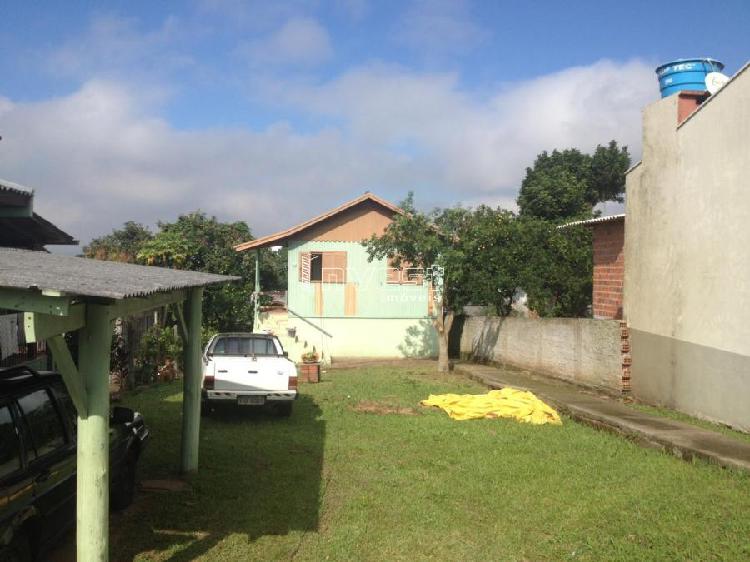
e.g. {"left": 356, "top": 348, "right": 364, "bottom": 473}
{"left": 0, "top": 0, "right": 747, "bottom": 243}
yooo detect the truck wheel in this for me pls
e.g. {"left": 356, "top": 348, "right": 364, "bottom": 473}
{"left": 274, "top": 402, "right": 293, "bottom": 417}
{"left": 201, "top": 401, "right": 211, "bottom": 417}
{"left": 111, "top": 456, "right": 137, "bottom": 511}
{"left": 0, "top": 531, "right": 32, "bottom": 562}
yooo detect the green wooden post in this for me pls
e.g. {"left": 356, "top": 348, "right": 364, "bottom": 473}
{"left": 254, "top": 249, "right": 260, "bottom": 332}
{"left": 77, "top": 304, "right": 112, "bottom": 562}
{"left": 180, "top": 288, "right": 203, "bottom": 473}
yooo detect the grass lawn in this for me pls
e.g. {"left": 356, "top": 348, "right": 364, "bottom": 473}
{"left": 113, "top": 364, "right": 750, "bottom": 561}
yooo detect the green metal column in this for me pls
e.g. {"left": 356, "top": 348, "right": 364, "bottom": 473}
{"left": 254, "top": 249, "right": 260, "bottom": 332}
{"left": 180, "top": 287, "right": 203, "bottom": 473}
{"left": 77, "top": 304, "right": 112, "bottom": 562}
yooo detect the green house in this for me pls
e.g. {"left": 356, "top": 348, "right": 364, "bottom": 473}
{"left": 236, "top": 193, "right": 437, "bottom": 363}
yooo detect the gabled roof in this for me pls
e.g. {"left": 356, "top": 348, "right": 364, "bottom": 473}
{"left": 235, "top": 192, "right": 402, "bottom": 251}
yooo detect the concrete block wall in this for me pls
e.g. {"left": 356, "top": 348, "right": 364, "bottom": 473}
{"left": 458, "top": 316, "right": 624, "bottom": 393}
{"left": 592, "top": 221, "right": 624, "bottom": 320}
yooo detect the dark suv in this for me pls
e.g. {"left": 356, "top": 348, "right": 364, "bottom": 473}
{"left": 0, "top": 366, "right": 149, "bottom": 561}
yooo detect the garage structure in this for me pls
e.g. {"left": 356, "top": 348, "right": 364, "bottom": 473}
{"left": 0, "top": 247, "right": 238, "bottom": 561}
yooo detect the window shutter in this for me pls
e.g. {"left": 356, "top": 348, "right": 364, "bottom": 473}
{"left": 322, "top": 252, "right": 347, "bottom": 283}
{"left": 299, "top": 252, "right": 311, "bottom": 283}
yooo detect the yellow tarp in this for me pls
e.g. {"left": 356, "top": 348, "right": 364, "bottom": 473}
{"left": 420, "top": 387, "right": 562, "bottom": 425}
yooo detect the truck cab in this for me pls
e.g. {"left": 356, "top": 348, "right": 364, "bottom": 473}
{"left": 201, "top": 333, "right": 298, "bottom": 416}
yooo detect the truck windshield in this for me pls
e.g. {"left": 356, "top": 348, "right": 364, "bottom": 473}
{"left": 211, "top": 337, "right": 278, "bottom": 356}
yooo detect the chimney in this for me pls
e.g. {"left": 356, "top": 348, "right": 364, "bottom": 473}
{"left": 677, "top": 90, "right": 710, "bottom": 124}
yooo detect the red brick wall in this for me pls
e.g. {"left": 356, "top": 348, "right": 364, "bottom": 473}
{"left": 592, "top": 220, "right": 624, "bottom": 319}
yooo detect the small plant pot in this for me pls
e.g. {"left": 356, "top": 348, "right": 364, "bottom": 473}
{"left": 300, "top": 362, "right": 321, "bottom": 383}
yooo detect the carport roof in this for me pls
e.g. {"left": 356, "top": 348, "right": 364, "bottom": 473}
{"left": 0, "top": 247, "right": 239, "bottom": 300}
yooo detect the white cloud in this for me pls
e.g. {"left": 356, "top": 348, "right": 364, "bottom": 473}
{"left": 238, "top": 17, "right": 333, "bottom": 66}
{"left": 273, "top": 59, "right": 656, "bottom": 192}
{"left": 393, "top": 0, "right": 489, "bottom": 55}
{"left": 46, "top": 14, "right": 193, "bottom": 80}
{"left": 0, "top": 59, "right": 657, "bottom": 246}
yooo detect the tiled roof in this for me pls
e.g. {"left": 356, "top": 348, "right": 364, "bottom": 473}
{"left": 235, "top": 192, "right": 402, "bottom": 251}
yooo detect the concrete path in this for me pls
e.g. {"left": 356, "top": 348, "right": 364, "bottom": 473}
{"left": 455, "top": 362, "right": 750, "bottom": 472}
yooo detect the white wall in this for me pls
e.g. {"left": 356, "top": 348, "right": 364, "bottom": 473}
{"left": 624, "top": 67, "right": 750, "bottom": 430}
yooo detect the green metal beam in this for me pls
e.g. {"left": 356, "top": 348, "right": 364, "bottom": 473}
{"left": 23, "top": 305, "right": 85, "bottom": 342}
{"left": 180, "top": 287, "right": 203, "bottom": 473}
{"left": 46, "top": 335, "right": 88, "bottom": 417}
{"left": 106, "top": 289, "right": 186, "bottom": 319}
{"left": 77, "top": 304, "right": 112, "bottom": 562}
{"left": 0, "top": 287, "right": 70, "bottom": 316}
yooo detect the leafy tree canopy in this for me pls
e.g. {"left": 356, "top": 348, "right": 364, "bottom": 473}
{"left": 366, "top": 195, "right": 594, "bottom": 367}
{"left": 517, "top": 140, "right": 630, "bottom": 221}
{"left": 518, "top": 219, "right": 592, "bottom": 317}
{"left": 83, "top": 221, "right": 153, "bottom": 263}
{"left": 365, "top": 193, "right": 473, "bottom": 371}
{"left": 86, "top": 212, "right": 287, "bottom": 332}
{"left": 136, "top": 212, "right": 286, "bottom": 332}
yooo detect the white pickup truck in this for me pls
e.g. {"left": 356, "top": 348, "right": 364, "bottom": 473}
{"left": 201, "top": 333, "right": 298, "bottom": 416}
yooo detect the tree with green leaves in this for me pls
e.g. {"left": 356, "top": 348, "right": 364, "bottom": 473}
{"left": 83, "top": 221, "right": 153, "bottom": 262}
{"left": 457, "top": 209, "right": 592, "bottom": 318}
{"left": 364, "top": 194, "right": 473, "bottom": 372}
{"left": 519, "top": 219, "right": 592, "bottom": 317}
{"left": 517, "top": 141, "right": 630, "bottom": 221}
{"left": 460, "top": 207, "right": 527, "bottom": 316}
{"left": 137, "top": 212, "right": 286, "bottom": 332}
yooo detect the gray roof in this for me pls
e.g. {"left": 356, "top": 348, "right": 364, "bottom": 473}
{"left": 0, "top": 247, "right": 240, "bottom": 300}
{"left": 0, "top": 213, "right": 79, "bottom": 248}
{"left": 0, "top": 179, "right": 78, "bottom": 248}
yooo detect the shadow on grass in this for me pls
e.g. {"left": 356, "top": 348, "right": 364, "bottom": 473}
{"left": 112, "top": 392, "right": 325, "bottom": 561}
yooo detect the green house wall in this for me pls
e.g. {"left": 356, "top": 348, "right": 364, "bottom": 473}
{"left": 287, "top": 240, "right": 431, "bottom": 319}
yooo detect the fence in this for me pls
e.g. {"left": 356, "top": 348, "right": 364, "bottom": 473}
{"left": 455, "top": 315, "right": 627, "bottom": 393}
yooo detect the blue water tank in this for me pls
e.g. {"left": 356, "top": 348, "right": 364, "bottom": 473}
{"left": 655, "top": 58, "right": 724, "bottom": 97}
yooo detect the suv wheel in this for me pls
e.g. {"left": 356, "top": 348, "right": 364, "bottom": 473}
{"left": 111, "top": 455, "right": 137, "bottom": 511}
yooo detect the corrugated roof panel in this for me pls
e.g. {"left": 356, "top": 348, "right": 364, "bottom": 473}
{"left": 0, "top": 247, "right": 240, "bottom": 299}
{"left": 559, "top": 214, "right": 625, "bottom": 228}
